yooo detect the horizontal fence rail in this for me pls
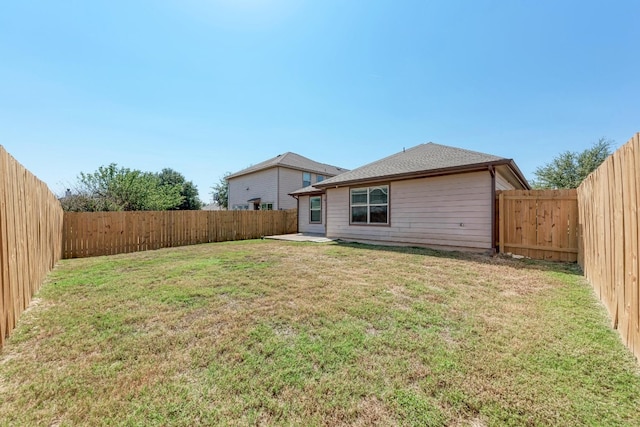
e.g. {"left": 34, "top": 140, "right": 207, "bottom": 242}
{"left": 497, "top": 189, "right": 579, "bottom": 262}
{"left": 578, "top": 132, "right": 640, "bottom": 361}
{"left": 0, "top": 146, "right": 64, "bottom": 349}
{"left": 62, "top": 209, "right": 298, "bottom": 259}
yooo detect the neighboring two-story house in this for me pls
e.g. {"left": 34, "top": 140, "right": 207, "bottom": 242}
{"left": 227, "top": 152, "right": 347, "bottom": 210}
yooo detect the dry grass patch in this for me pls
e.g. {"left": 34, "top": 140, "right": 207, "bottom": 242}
{"left": 1, "top": 240, "right": 639, "bottom": 426}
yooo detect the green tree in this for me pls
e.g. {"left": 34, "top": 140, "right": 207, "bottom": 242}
{"left": 211, "top": 172, "right": 230, "bottom": 209}
{"left": 156, "top": 168, "right": 203, "bottom": 210}
{"left": 70, "top": 163, "right": 184, "bottom": 211}
{"left": 532, "top": 138, "right": 612, "bottom": 189}
{"left": 59, "top": 191, "right": 103, "bottom": 212}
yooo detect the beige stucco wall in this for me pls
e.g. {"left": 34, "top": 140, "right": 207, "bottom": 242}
{"left": 326, "top": 171, "right": 494, "bottom": 250}
{"left": 297, "top": 194, "right": 326, "bottom": 234}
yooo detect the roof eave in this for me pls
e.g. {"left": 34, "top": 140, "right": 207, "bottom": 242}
{"left": 315, "top": 160, "right": 518, "bottom": 188}
{"left": 226, "top": 165, "right": 277, "bottom": 180}
{"left": 288, "top": 189, "right": 325, "bottom": 197}
{"left": 228, "top": 164, "right": 345, "bottom": 180}
{"left": 279, "top": 165, "right": 345, "bottom": 176}
{"left": 503, "top": 160, "right": 531, "bottom": 190}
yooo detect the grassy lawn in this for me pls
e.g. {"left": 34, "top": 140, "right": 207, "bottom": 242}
{"left": 1, "top": 240, "right": 639, "bottom": 426}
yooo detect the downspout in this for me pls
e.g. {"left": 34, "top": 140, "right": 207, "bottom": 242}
{"left": 489, "top": 166, "right": 496, "bottom": 254}
{"left": 277, "top": 168, "right": 280, "bottom": 210}
{"left": 296, "top": 195, "right": 300, "bottom": 232}
{"left": 323, "top": 192, "right": 327, "bottom": 235}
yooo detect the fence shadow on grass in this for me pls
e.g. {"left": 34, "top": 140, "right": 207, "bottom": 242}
{"left": 333, "top": 241, "right": 583, "bottom": 277}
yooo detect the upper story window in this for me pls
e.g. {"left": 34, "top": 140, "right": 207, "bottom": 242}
{"left": 350, "top": 185, "right": 389, "bottom": 224}
{"left": 303, "top": 172, "right": 311, "bottom": 187}
{"left": 316, "top": 175, "right": 324, "bottom": 183}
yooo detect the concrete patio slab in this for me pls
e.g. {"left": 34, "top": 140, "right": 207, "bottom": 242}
{"left": 264, "top": 233, "right": 334, "bottom": 243}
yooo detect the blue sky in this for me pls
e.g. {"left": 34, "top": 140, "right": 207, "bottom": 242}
{"left": 2, "top": 0, "right": 638, "bottom": 202}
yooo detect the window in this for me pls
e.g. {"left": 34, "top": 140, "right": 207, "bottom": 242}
{"left": 260, "top": 203, "right": 273, "bottom": 210}
{"left": 309, "top": 196, "right": 322, "bottom": 223}
{"left": 232, "top": 204, "right": 249, "bottom": 210}
{"left": 303, "top": 172, "right": 311, "bottom": 187}
{"left": 316, "top": 175, "right": 324, "bottom": 183}
{"left": 350, "top": 185, "right": 388, "bottom": 224}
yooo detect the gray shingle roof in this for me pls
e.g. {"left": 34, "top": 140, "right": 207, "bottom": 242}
{"left": 316, "top": 143, "right": 512, "bottom": 187}
{"left": 227, "top": 152, "right": 347, "bottom": 179}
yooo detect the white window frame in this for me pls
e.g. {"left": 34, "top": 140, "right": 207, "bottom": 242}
{"left": 350, "top": 185, "right": 389, "bottom": 225}
{"left": 302, "top": 172, "right": 311, "bottom": 187}
{"left": 260, "top": 203, "right": 273, "bottom": 211}
{"left": 316, "top": 175, "right": 324, "bottom": 183}
{"left": 309, "top": 196, "right": 322, "bottom": 224}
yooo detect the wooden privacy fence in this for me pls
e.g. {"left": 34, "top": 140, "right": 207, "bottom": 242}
{"left": 578, "top": 132, "right": 640, "bottom": 361}
{"left": 63, "top": 209, "right": 298, "bottom": 259}
{"left": 497, "top": 189, "right": 579, "bottom": 262}
{"left": 0, "top": 146, "right": 64, "bottom": 349}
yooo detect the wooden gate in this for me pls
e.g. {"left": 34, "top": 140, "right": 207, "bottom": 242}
{"left": 496, "top": 190, "right": 579, "bottom": 262}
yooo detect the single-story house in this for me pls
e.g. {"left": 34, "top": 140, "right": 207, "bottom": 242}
{"left": 290, "top": 142, "right": 530, "bottom": 252}
{"left": 227, "top": 152, "right": 347, "bottom": 210}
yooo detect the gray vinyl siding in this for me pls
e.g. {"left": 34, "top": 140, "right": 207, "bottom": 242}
{"left": 297, "top": 195, "right": 326, "bottom": 234}
{"left": 495, "top": 170, "right": 516, "bottom": 191}
{"left": 228, "top": 168, "right": 278, "bottom": 209}
{"left": 326, "top": 171, "right": 494, "bottom": 250}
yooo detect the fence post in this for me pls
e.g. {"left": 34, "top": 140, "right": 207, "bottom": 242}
{"left": 499, "top": 192, "right": 505, "bottom": 254}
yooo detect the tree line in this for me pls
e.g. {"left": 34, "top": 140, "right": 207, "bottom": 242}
{"left": 532, "top": 138, "right": 612, "bottom": 189}
{"left": 60, "top": 137, "right": 612, "bottom": 212}
{"left": 61, "top": 164, "right": 203, "bottom": 212}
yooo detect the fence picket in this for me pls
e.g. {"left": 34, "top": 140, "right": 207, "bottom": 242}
{"left": 0, "top": 146, "right": 63, "bottom": 350}
{"left": 496, "top": 189, "right": 579, "bottom": 262}
{"left": 578, "top": 132, "right": 640, "bottom": 361}
{"left": 60, "top": 210, "right": 298, "bottom": 259}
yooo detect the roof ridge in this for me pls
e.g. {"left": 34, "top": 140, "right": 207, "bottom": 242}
{"left": 316, "top": 141, "right": 515, "bottom": 188}
{"left": 275, "top": 152, "right": 293, "bottom": 165}
{"left": 280, "top": 151, "right": 348, "bottom": 171}
{"left": 359, "top": 144, "right": 424, "bottom": 166}
{"left": 227, "top": 151, "right": 348, "bottom": 179}
{"left": 427, "top": 142, "right": 507, "bottom": 160}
